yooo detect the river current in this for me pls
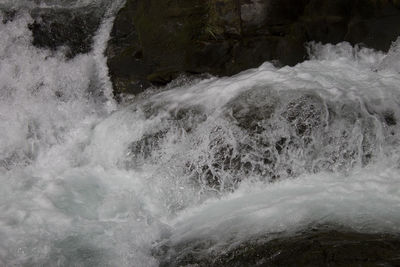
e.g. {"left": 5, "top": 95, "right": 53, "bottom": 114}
{"left": 1, "top": 1, "right": 400, "bottom": 266}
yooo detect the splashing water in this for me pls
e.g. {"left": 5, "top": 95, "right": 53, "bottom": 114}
{"left": 1, "top": 3, "right": 400, "bottom": 266}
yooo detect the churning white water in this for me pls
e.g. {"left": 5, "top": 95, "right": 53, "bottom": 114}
{"left": 1, "top": 3, "right": 400, "bottom": 266}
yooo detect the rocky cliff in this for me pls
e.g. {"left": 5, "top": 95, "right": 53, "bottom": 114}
{"left": 107, "top": 0, "right": 400, "bottom": 96}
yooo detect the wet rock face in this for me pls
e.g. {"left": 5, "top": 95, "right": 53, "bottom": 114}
{"left": 1, "top": 7, "right": 103, "bottom": 58}
{"left": 155, "top": 228, "right": 400, "bottom": 267}
{"left": 107, "top": 0, "right": 209, "bottom": 95}
{"left": 107, "top": 0, "right": 400, "bottom": 96}
{"left": 28, "top": 8, "right": 103, "bottom": 58}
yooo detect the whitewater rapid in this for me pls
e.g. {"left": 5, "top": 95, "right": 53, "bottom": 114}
{"left": 1, "top": 3, "right": 400, "bottom": 266}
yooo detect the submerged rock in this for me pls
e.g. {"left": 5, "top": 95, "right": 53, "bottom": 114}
{"left": 107, "top": 0, "right": 400, "bottom": 96}
{"left": 155, "top": 227, "right": 400, "bottom": 267}
{"left": 124, "top": 87, "right": 394, "bottom": 194}
{"left": 124, "top": 104, "right": 207, "bottom": 168}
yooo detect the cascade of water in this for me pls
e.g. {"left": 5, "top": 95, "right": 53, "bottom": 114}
{"left": 1, "top": 2, "right": 400, "bottom": 266}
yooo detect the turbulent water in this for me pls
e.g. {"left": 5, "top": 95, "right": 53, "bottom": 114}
{"left": 1, "top": 2, "right": 400, "bottom": 266}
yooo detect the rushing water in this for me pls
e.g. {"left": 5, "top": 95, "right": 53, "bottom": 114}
{"left": 1, "top": 2, "right": 400, "bottom": 266}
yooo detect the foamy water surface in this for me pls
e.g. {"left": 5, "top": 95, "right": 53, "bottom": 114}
{"left": 1, "top": 4, "right": 400, "bottom": 266}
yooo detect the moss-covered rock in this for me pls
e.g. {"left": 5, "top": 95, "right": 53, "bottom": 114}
{"left": 107, "top": 0, "right": 400, "bottom": 96}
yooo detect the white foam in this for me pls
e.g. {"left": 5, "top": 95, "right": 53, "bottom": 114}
{"left": 1, "top": 6, "right": 400, "bottom": 265}
{"left": 167, "top": 164, "right": 400, "bottom": 248}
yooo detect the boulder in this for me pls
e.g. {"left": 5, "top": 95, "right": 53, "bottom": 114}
{"left": 122, "top": 88, "right": 387, "bottom": 193}
{"left": 28, "top": 7, "right": 104, "bottom": 58}
{"left": 107, "top": 0, "right": 400, "bottom": 96}
{"left": 155, "top": 227, "right": 400, "bottom": 266}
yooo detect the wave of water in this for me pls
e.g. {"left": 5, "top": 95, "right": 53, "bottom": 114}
{"left": 1, "top": 4, "right": 400, "bottom": 266}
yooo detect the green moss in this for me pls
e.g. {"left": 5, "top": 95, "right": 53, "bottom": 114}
{"left": 204, "top": 23, "right": 220, "bottom": 40}
{"left": 147, "top": 69, "right": 180, "bottom": 84}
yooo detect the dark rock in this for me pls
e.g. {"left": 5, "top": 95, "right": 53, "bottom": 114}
{"left": 283, "top": 94, "right": 326, "bottom": 136}
{"left": 122, "top": 87, "right": 396, "bottom": 194}
{"left": 383, "top": 110, "right": 397, "bottom": 126}
{"left": 28, "top": 7, "right": 104, "bottom": 58}
{"left": 1, "top": 9, "right": 16, "bottom": 24}
{"left": 182, "top": 87, "right": 393, "bottom": 192}
{"left": 107, "top": 0, "right": 209, "bottom": 95}
{"left": 155, "top": 227, "right": 400, "bottom": 267}
{"left": 106, "top": 0, "right": 151, "bottom": 94}
{"left": 107, "top": 0, "right": 400, "bottom": 96}
{"left": 128, "top": 131, "right": 167, "bottom": 166}
{"left": 346, "top": 15, "right": 400, "bottom": 52}
{"left": 227, "top": 86, "right": 278, "bottom": 131}
{"left": 125, "top": 104, "right": 207, "bottom": 168}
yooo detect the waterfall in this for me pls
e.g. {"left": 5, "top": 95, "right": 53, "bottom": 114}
{"left": 1, "top": 1, "right": 400, "bottom": 266}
